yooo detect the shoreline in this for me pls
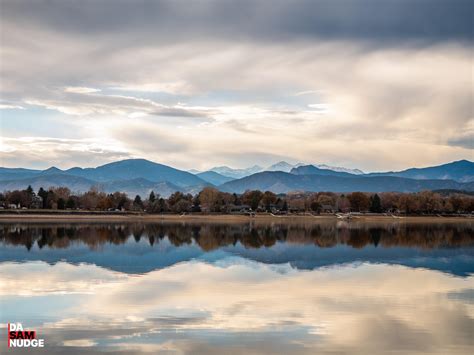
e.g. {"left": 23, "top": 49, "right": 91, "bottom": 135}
{"left": 0, "top": 212, "right": 471, "bottom": 224}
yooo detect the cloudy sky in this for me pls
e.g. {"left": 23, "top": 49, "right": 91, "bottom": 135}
{"left": 0, "top": 0, "right": 472, "bottom": 172}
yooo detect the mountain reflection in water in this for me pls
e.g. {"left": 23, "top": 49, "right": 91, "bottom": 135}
{"left": 0, "top": 220, "right": 473, "bottom": 354}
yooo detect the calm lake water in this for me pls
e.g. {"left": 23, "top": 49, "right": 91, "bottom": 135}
{"left": 1, "top": 220, "right": 473, "bottom": 354}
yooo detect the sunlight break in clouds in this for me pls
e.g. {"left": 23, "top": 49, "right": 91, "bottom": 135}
{"left": 64, "top": 87, "right": 101, "bottom": 94}
{"left": 0, "top": 0, "right": 472, "bottom": 171}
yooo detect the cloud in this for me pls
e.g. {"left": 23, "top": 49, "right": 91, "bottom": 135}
{"left": 448, "top": 132, "right": 474, "bottom": 150}
{"left": 64, "top": 87, "right": 101, "bottom": 94}
{"left": 2, "top": 0, "right": 472, "bottom": 44}
{"left": 293, "top": 90, "right": 321, "bottom": 97}
{"left": 0, "top": 104, "right": 24, "bottom": 110}
{"left": 110, "top": 81, "right": 193, "bottom": 95}
{"left": 308, "top": 103, "right": 330, "bottom": 114}
{"left": 111, "top": 123, "right": 191, "bottom": 154}
{"left": 0, "top": 1, "right": 472, "bottom": 171}
{"left": 24, "top": 92, "right": 212, "bottom": 118}
{"left": 0, "top": 137, "right": 131, "bottom": 169}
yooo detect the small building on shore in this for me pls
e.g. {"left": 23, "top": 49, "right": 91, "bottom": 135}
{"left": 321, "top": 204, "right": 336, "bottom": 213}
{"left": 31, "top": 195, "right": 43, "bottom": 209}
{"left": 229, "top": 204, "right": 252, "bottom": 214}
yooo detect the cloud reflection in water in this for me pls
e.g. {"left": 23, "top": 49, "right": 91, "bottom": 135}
{"left": 1, "top": 258, "right": 473, "bottom": 354}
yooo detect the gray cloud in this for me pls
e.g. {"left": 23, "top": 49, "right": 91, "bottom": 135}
{"left": 2, "top": 0, "right": 472, "bottom": 45}
{"left": 448, "top": 134, "right": 474, "bottom": 150}
{"left": 23, "top": 91, "right": 211, "bottom": 118}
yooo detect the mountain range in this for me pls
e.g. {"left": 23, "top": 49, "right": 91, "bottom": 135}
{"left": 0, "top": 159, "right": 473, "bottom": 197}
{"left": 219, "top": 171, "right": 473, "bottom": 194}
{"left": 194, "top": 161, "right": 364, "bottom": 178}
{"left": 365, "top": 159, "right": 474, "bottom": 182}
{"left": 0, "top": 159, "right": 209, "bottom": 197}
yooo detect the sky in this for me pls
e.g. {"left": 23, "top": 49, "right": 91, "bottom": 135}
{"left": 0, "top": 0, "right": 472, "bottom": 172}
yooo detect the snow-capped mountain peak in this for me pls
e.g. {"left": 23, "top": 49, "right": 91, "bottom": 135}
{"left": 209, "top": 165, "right": 263, "bottom": 179}
{"left": 316, "top": 164, "right": 364, "bottom": 175}
{"left": 265, "top": 161, "right": 295, "bottom": 172}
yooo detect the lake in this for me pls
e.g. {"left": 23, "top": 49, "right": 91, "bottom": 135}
{"left": 1, "top": 220, "right": 473, "bottom": 354}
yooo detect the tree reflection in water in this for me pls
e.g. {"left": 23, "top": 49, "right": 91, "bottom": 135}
{"left": 1, "top": 221, "right": 472, "bottom": 251}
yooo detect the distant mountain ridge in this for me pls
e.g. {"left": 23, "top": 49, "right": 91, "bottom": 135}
{"left": 64, "top": 159, "right": 205, "bottom": 187}
{"left": 219, "top": 171, "right": 474, "bottom": 194}
{"left": 367, "top": 160, "right": 474, "bottom": 182}
{"left": 196, "top": 171, "right": 234, "bottom": 185}
{"left": 266, "top": 161, "right": 297, "bottom": 172}
{"left": 98, "top": 179, "right": 182, "bottom": 198}
{"left": 208, "top": 165, "right": 263, "bottom": 179}
{"left": 316, "top": 164, "right": 364, "bottom": 175}
{"left": 199, "top": 161, "right": 364, "bottom": 178}
{"left": 1, "top": 158, "right": 472, "bottom": 196}
{"left": 0, "top": 159, "right": 208, "bottom": 197}
{"left": 0, "top": 174, "right": 98, "bottom": 194}
{"left": 290, "top": 165, "right": 360, "bottom": 178}
{"left": 202, "top": 160, "right": 474, "bottom": 182}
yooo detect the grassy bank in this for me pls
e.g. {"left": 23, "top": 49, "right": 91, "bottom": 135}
{"left": 0, "top": 210, "right": 471, "bottom": 224}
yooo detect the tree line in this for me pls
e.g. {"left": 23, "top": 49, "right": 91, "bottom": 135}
{"left": 1, "top": 185, "right": 473, "bottom": 214}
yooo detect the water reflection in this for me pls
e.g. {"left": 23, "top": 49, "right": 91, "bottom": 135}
{"left": 1, "top": 221, "right": 473, "bottom": 275}
{"left": 2, "top": 221, "right": 473, "bottom": 251}
{"left": 0, "top": 221, "right": 473, "bottom": 354}
{"left": 1, "top": 261, "right": 473, "bottom": 354}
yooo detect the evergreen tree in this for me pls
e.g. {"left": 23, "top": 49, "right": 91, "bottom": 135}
{"left": 57, "top": 198, "right": 66, "bottom": 210}
{"left": 149, "top": 191, "right": 156, "bottom": 203}
{"left": 26, "top": 185, "right": 34, "bottom": 196}
{"left": 133, "top": 195, "right": 143, "bottom": 209}
{"left": 370, "top": 193, "right": 382, "bottom": 213}
{"left": 38, "top": 187, "right": 48, "bottom": 208}
{"left": 66, "top": 197, "right": 76, "bottom": 209}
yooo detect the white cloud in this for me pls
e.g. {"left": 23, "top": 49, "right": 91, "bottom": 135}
{"left": 308, "top": 103, "right": 330, "bottom": 114}
{"left": 64, "top": 86, "right": 101, "bottom": 94}
{"left": 293, "top": 90, "right": 321, "bottom": 96}
{"left": 0, "top": 104, "right": 25, "bottom": 110}
{"left": 0, "top": 137, "right": 131, "bottom": 169}
{"left": 109, "top": 81, "right": 193, "bottom": 95}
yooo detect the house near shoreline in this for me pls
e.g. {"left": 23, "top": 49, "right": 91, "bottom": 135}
{"left": 321, "top": 204, "right": 336, "bottom": 213}
{"left": 31, "top": 195, "right": 43, "bottom": 209}
{"left": 229, "top": 204, "right": 252, "bottom": 213}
